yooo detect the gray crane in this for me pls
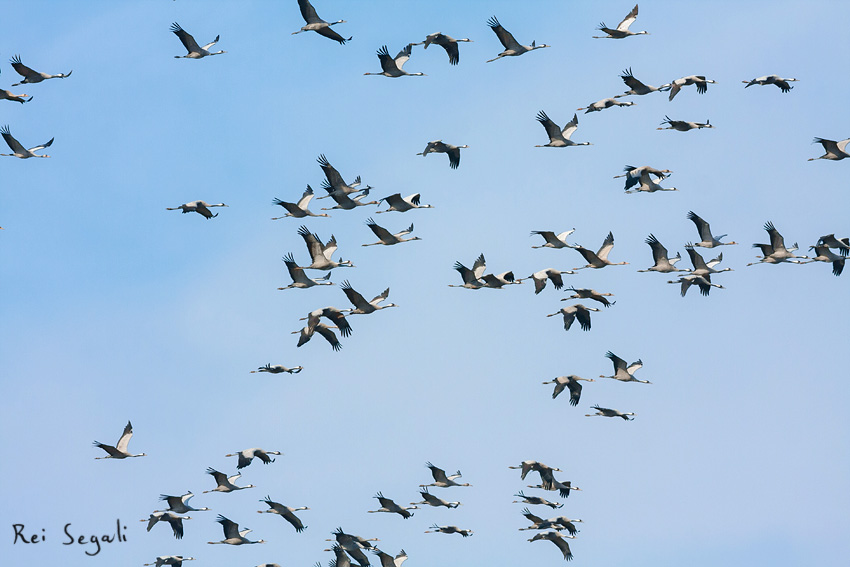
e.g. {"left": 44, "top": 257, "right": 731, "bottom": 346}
{"left": 362, "top": 218, "right": 421, "bottom": 246}
{"left": 687, "top": 211, "right": 737, "bottom": 247}
{"left": 486, "top": 16, "right": 549, "bottom": 62}
{"left": 572, "top": 232, "right": 628, "bottom": 270}
{"left": 170, "top": 23, "right": 225, "bottom": 59}
{"left": 0, "top": 125, "right": 52, "bottom": 158}
{"left": 542, "top": 375, "right": 595, "bottom": 406}
{"left": 600, "top": 351, "right": 651, "bottom": 384}
{"left": 272, "top": 186, "right": 330, "bottom": 219}
{"left": 535, "top": 111, "right": 591, "bottom": 147}
{"left": 225, "top": 448, "right": 282, "bottom": 469}
{"left": 203, "top": 468, "right": 255, "bottom": 493}
{"left": 166, "top": 200, "right": 227, "bottom": 219}
{"left": 743, "top": 75, "right": 797, "bottom": 92}
{"left": 258, "top": 495, "right": 309, "bottom": 532}
{"left": 637, "top": 234, "right": 686, "bottom": 273}
{"left": 207, "top": 515, "right": 265, "bottom": 545}
{"left": 368, "top": 492, "right": 417, "bottom": 519}
{"left": 292, "top": 0, "right": 350, "bottom": 44}
{"left": 585, "top": 405, "right": 635, "bottom": 420}
{"left": 93, "top": 421, "right": 146, "bottom": 459}
{"left": 418, "top": 33, "right": 472, "bottom": 65}
{"left": 593, "top": 4, "right": 647, "bottom": 39}
{"left": 364, "top": 44, "right": 425, "bottom": 77}
{"left": 547, "top": 304, "right": 600, "bottom": 332}
{"left": 664, "top": 75, "right": 716, "bottom": 101}
{"left": 9, "top": 54, "right": 71, "bottom": 84}
{"left": 417, "top": 140, "right": 468, "bottom": 169}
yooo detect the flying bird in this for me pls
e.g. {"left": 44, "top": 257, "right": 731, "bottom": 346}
{"left": 292, "top": 0, "right": 351, "bottom": 44}
{"left": 542, "top": 375, "right": 594, "bottom": 406}
{"left": 421, "top": 462, "right": 471, "bottom": 487}
{"left": 362, "top": 218, "right": 421, "bottom": 246}
{"left": 528, "top": 530, "right": 576, "bottom": 560}
{"left": 155, "top": 492, "right": 210, "bottom": 514}
{"left": 658, "top": 116, "right": 713, "bottom": 131}
{"left": 93, "top": 421, "right": 146, "bottom": 459}
{"left": 203, "top": 468, "right": 255, "bottom": 493}
{"left": 368, "top": 492, "right": 417, "bottom": 519}
{"left": 376, "top": 193, "right": 433, "bottom": 213}
{"left": 529, "top": 268, "right": 574, "bottom": 294}
{"left": 9, "top": 54, "right": 71, "bottom": 85}
{"left": 586, "top": 405, "right": 635, "bottom": 420}
{"left": 531, "top": 229, "right": 576, "bottom": 249}
{"left": 144, "top": 556, "right": 195, "bottom": 567}
{"left": 593, "top": 4, "right": 647, "bottom": 39}
{"left": 258, "top": 495, "right": 309, "bottom": 532}
{"left": 417, "top": 140, "right": 467, "bottom": 169}
{"left": 563, "top": 287, "right": 615, "bottom": 307}
{"left": 225, "top": 448, "right": 282, "bottom": 469}
{"left": 624, "top": 169, "right": 678, "bottom": 193}
{"left": 637, "top": 234, "right": 685, "bottom": 273}
{"left": 418, "top": 33, "right": 472, "bottom": 65}
{"left": 364, "top": 44, "right": 425, "bottom": 77}
{"left": 340, "top": 281, "right": 397, "bottom": 314}
{"left": 535, "top": 111, "right": 591, "bottom": 147}
{"left": 251, "top": 363, "right": 303, "bottom": 374}
{"left": 663, "top": 75, "right": 716, "bottom": 101}
{"left": 298, "top": 225, "right": 355, "bottom": 270}
{"left": 166, "top": 200, "right": 227, "bottom": 219}
{"left": 513, "top": 490, "right": 563, "bottom": 509}
{"left": 425, "top": 524, "right": 473, "bottom": 537}
{"left": 141, "top": 512, "right": 189, "bottom": 539}
{"left": 208, "top": 515, "right": 265, "bottom": 545}
{"left": 577, "top": 97, "right": 635, "bottom": 113}
{"left": 547, "top": 304, "right": 600, "bottom": 332}
{"left": 687, "top": 211, "right": 737, "bottom": 247}
{"left": 526, "top": 477, "right": 581, "bottom": 499}
{"left": 486, "top": 16, "right": 549, "bottom": 62}
{"left": 572, "top": 232, "right": 628, "bottom": 270}
{"left": 278, "top": 253, "right": 334, "bottom": 290}
{"left": 170, "top": 23, "right": 226, "bottom": 58}
{"left": 449, "top": 254, "right": 487, "bottom": 289}
{"left": 743, "top": 75, "right": 797, "bottom": 92}
{"left": 411, "top": 488, "right": 461, "bottom": 509}
{"left": 614, "top": 165, "right": 672, "bottom": 191}
{"left": 809, "top": 138, "right": 850, "bottom": 161}
{"left": 272, "top": 186, "right": 330, "bottom": 219}
{"left": 600, "top": 351, "right": 651, "bottom": 384}
{"left": 316, "top": 155, "right": 365, "bottom": 199}
{"left": 614, "top": 68, "right": 668, "bottom": 97}
{"left": 0, "top": 125, "right": 52, "bottom": 158}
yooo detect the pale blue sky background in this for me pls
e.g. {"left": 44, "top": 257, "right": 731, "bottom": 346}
{"left": 1, "top": 1, "right": 848, "bottom": 566}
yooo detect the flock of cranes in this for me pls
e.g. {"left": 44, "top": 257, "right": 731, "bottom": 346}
{"left": 6, "top": 1, "right": 844, "bottom": 566}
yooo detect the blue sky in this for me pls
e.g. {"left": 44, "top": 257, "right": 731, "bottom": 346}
{"left": 1, "top": 1, "right": 848, "bottom": 566}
